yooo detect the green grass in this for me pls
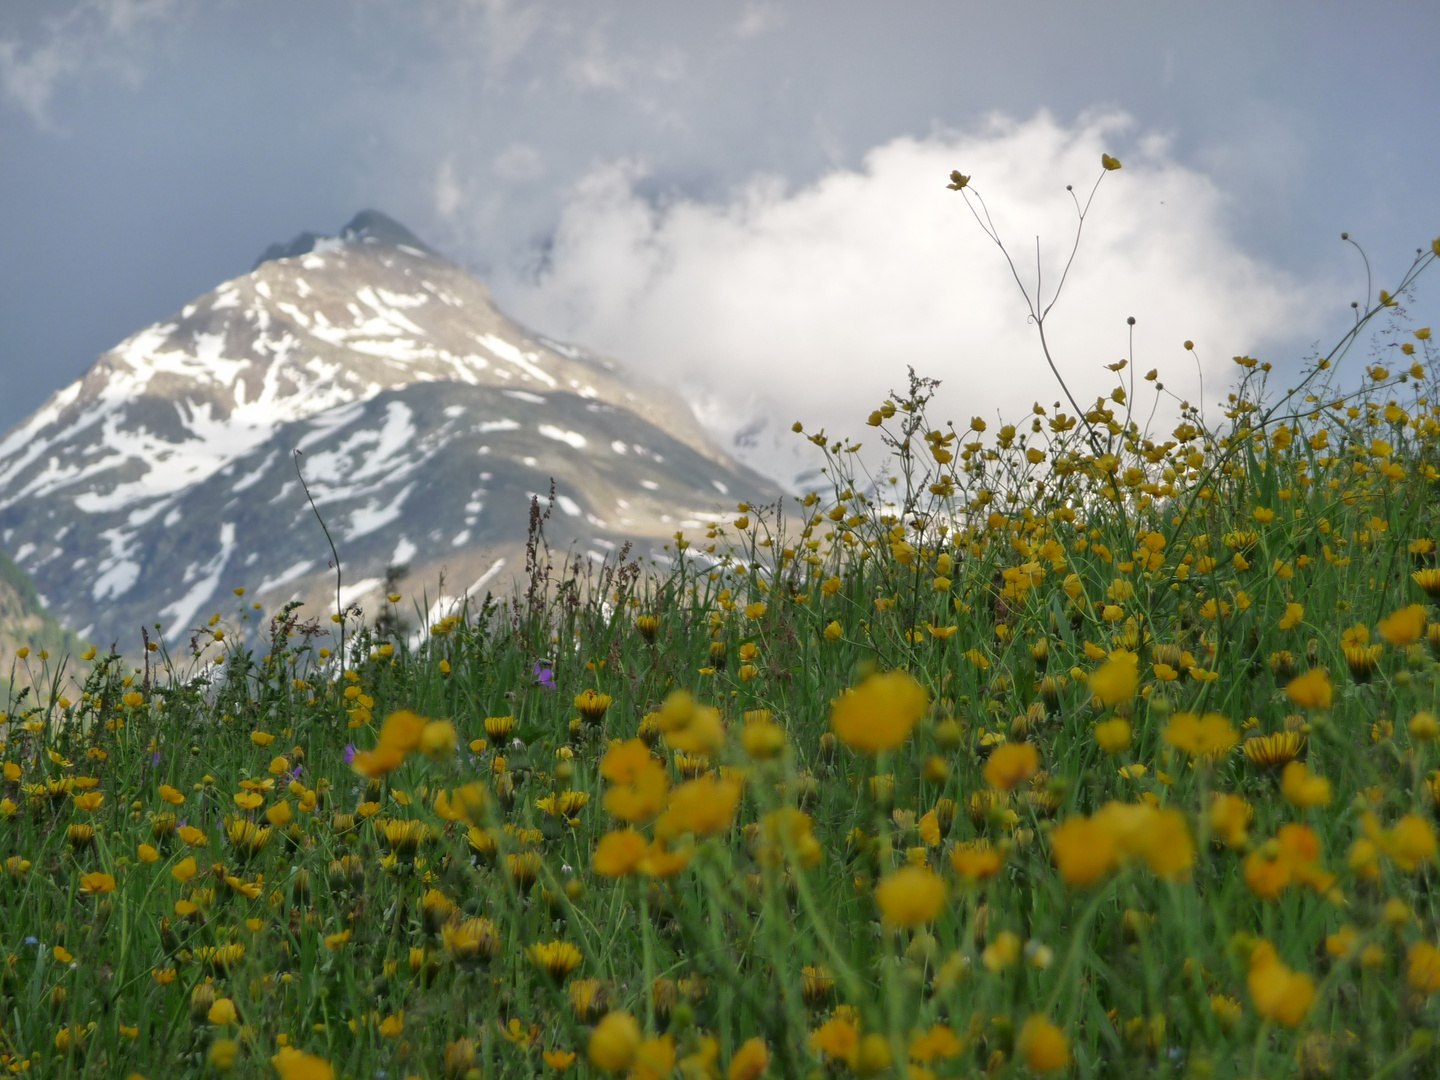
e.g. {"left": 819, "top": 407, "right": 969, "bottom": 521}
{"left": 3, "top": 179, "right": 1440, "bottom": 1080}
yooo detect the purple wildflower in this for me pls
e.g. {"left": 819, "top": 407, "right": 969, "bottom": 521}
{"left": 344, "top": 744, "right": 356, "bottom": 766}
{"left": 151, "top": 751, "right": 161, "bottom": 765}
{"left": 533, "top": 662, "right": 556, "bottom": 690}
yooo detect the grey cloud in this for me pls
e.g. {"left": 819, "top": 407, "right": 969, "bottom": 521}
{"left": 0, "top": 0, "right": 1436, "bottom": 445}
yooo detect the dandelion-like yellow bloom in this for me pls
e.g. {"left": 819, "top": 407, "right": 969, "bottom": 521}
{"left": 544, "top": 1049, "right": 578, "bottom": 1070}
{"left": 1242, "top": 731, "right": 1306, "bottom": 769}
{"left": 1209, "top": 794, "right": 1253, "bottom": 849}
{"left": 528, "top": 940, "right": 584, "bottom": 981}
{"left": 1281, "top": 762, "right": 1332, "bottom": 808}
{"left": 1088, "top": 652, "right": 1138, "bottom": 706}
{"left": 588, "top": 1012, "right": 642, "bottom": 1074}
{"left": 1407, "top": 942, "right": 1440, "bottom": 995}
{"left": 575, "top": 690, "right": 613, "bottom": 723}
{"left": 1413, "top": 569, "right": 1440, "bottom": 598}
{"left": 1164, "top": 712, "right": 1238, "bottom": 759}
{"left": 593, "top": 829, "right": 648, "bottom": 878}
{"left": 79, "top": 871, "right": 115, "bottom": 894}
{"left": 1092, "top": 718, "right": 1132, "bottom": 754}
{"left": 1378, "top": 603, "right": 1428, "bottom": 646}
{"left": 829, "top": 670, "right": 927, "bottom": 753}
{"left": 569, "top": 978, "right": 609, "bottom": 1022}
{"left": 601, "top": 740, "right": 669, "bottom": 823}
{"left": 873, "top": 865, "right": 945, "bottom": 927}
{"left": 442, "top": 916, "right": 500, "bottom": 964}
{"left": 655, "top": 776, "right": 742, "bottom": 840}
{"left": 727, "top": 1037, "right": 769, "bottom": 1080}
{"left": 1247, "top": 942, "right": 1314, "bottom": 1028}
{"left": 1286, "top": 667, "right": 1333, "bottom": 710}
{"left": 950, "top": 840, "right": 1004, "bottom": 881}
{"left": 1016, "top": 1015, "right": 1070, "bottom": 1073}
{"left": 983, "top": 742, "right": 1039, "bottom": 791}
{"left": 800, "top": 964, "right": 834, "bottom": 1007}
{"left": 271, "top": 1046, "right": 334, "bottom": 1080}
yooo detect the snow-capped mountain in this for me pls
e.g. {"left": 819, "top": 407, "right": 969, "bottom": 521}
{"left": 0, "top": 211, "right": 778, "bottom": 650}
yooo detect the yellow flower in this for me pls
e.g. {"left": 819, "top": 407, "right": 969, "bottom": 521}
{"left": 1377, "top": 603, "right": 1427, "bottom": 646}
{"left": 1407, "top": 942, "right": 1440, "bottom": 995}
{"left": 1088, "top": 652, "right": 1138, "bottom": 706}
{"left": 1281, "top": 762, "right": 1332, "bottom": 808}
{"left": 171, "top": 857, "right": 198, "bottom": 883}
{"left": 79, "top": 872, "right": 115, "bottom": 894}
{"left": 207, "top": 998, "right": 238, "bottom": 1026}
{"left": 588, "top": 1012, "right": 642, "bottom": 1074}
{"left": 1242, "top": 731, "right": 1306, "bottom": 769}
{"left": 1387, "top": 814, "right": 1437, "bottom": 871}
{"left": 727, "top": 1037, "right": 770, "bottom": 1080}
{"left": 1285, "top": 668, "right": 1333, "bottom": 710}
{"left": 1209, "top": 794, "right": 1253, "bottom": 849}
{"left": 1050, "top": 815, "right": 1118, "bottom": 887}
{"left": 420, "top": 720, "right": 457, "bottom": 759}
{"left": 601, "top": 740, "right": 669, "bottom": 823}
{"left": 908, "top": 1025, "right": 962, "bottom": 1064}
{"left": 823, "top": 620, "right": 843, "bottom": 642}
{"left": 543, "top": 1049, "right": 578, "bottom": 1070}
{"left": 1246, "top": 942, "right": 1314, "bottom": 1027}
{"left": 158, "top": 784, "right": 186, "bottom": 805}
{"left": 950, "top": 841, "right": 1004, "bottom": 881}
{"left": 250, "top": 730, "right": 275, "bottom": 748}
{"left": 1163, "top": 712, "right": 1238, "bottom": 758}
{"left": 137, "top": 843, "right": 160, "bottom": 863}
{"left": 593, "top": 829, "right": 648, "bottom": 877}
{"left": 271, "top": 1046, "right": 334, "bottom": 1080}
{"left": 1016, "top": 1015, "right": 1070, "bottom": 1073}
{"left": 873, "top": 865, "right": 945, "bottom": 927}
{"left": 378, "top": 1013, "right": 404, "bottom": 1039}
{"left": 983, "top": 742, "right": 1039, "bottom": 791}
{"left": 350, "top": 744, "right": 405, "bottom": 779}
{"left": 1100, "top": 153, "right": 1122, "bottom": 171}
{"left": 656, "top": 776, "right": 742, "bottom": 840}
{"left": 1279, "top": 602, "right": 1304, "bottom": 630}
{"left": 209, "top": 1038, "right": 240, "bottom": 1071}
{"left": 528, "top": 941, "right": 584, "bottom": 981}
{"left": 575, "top": 689, "right": 614, "bottom": 722}
{"left": 809, "top": 1015, "right": 859, "bottom": 1063}
{"left": 1092, "top": 717, "right": 1132, "bottom": 754}
{"left": 829, "top": 671, "right": 927, "bottom": 754}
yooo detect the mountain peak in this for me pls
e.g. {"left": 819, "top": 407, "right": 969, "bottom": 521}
{"left": 252, "top": 209, "right": 434, "bottom": 271}
{"left": 1, "top": 211, "right": 777, "bottom": 651}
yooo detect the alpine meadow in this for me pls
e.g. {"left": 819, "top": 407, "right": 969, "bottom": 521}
{"left": 7, "top": 155, "right": 1440, "bottom": 1080}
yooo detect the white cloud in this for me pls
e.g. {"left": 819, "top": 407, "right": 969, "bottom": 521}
{"left": 505, "top": 111, "right": 1320, "bottom": 487}
{"left": 734, "top": 3, "right": 781, "bottom": 39}
{"left": 493, "top": 142, "right": 544, "bottom": 182}
{"left": 434, "top": 158, "right": 464, "bottom": 219}
{"left": 0, "top": 0, "right": 181, "bottom": 127}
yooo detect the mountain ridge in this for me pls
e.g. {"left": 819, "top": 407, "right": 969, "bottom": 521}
{"left": 0, "top": 212, "right": 777, "bottom": 653}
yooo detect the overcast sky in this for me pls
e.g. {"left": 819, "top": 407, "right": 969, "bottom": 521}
{"left": 2, "top": 0, "right": 1437, "bottom": 471}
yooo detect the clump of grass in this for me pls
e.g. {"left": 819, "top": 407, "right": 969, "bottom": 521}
{"left": 2, "top": 159, "right": 1440, "bottom": 1079}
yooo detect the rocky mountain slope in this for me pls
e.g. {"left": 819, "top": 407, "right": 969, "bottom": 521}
{"left": 0, "top": 212, "right": 778, "bottom": 652}
{"left": 0, "top": 550, "right": 84, "bottom": 691}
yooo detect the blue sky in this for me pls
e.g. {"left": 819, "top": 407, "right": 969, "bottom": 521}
{"left": 2, "top": 0, "right": 1437, "bottom": 455}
